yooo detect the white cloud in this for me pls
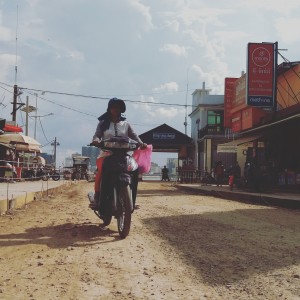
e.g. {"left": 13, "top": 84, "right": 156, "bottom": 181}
{"left": 275, "top": 18, "right": 300, "bottom": 44}
{"left": 68, "top": 50, "right": 85, "bottom": 61}
{"left": 0, "top": 26, "right": 13, "bottom": 41}
{"left": 237, "top": 0, "right": 300, "bottom": 14}
{"left": 153, "top": 82, "right": 179, "bottom": 93}
{"left": 0, "top": 54, "right": 17, "bottom": 80}
{"left": 149, "top": 106, "right": 179, "bottom": 119}
{"left": 175, "top": 6, "right": 232, "bottom": 27}
{"left": 160, "top": 43, "right": 187, "bottom": 57}
{"left": 192, "top": 64, "right": 226, "bottom": 94}
{"left": 214, "top": 30, "right": 248, "bottom": 43}
{"left": 128, "top": 0, "right": 154, "bottom": 31}
{"left": 164, "top": 19, "right": 180, "bottom": 32}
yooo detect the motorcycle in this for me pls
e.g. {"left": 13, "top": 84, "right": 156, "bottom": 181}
{"left": 88, "top": 136, "right": 139, "bottom": 239}
{"left": 38, "top": 167, "right": 60, "bottom": 181}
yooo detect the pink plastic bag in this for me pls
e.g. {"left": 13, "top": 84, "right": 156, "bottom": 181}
{"left": 133, "top": 145, "right": 152, "bottom": 174}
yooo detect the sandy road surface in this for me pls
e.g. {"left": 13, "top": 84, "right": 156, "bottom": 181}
{"left": 0, "top": 181, "right": 299, "bottom": 300}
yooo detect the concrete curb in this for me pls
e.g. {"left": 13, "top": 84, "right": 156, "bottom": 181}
{"left": 176, "top": 184, "right": 300, "bottom": 210}
{"left": 0, "top": 181, "right": 72, "bottom": 215}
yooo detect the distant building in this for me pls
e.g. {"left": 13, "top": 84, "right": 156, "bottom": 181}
{"left": 166, "top": 158, "right": 177, "bottom": 175}
{"left": 64, "top": 152, "right": 82, "bottom": 168}
{"left": 150, "top": 162, "right": 160, "bottom": 174}
{"left": 64, "top": 157, "right": 73, "bottom": 168}
{"left": 82, "top": 146, "right": 100, "bottom": 171}
{"left": 40, "top": 153, "right": 54, "bottom": 165}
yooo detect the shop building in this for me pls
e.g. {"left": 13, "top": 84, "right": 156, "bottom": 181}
{"left": 219, "top": 61, "right": 300, "bottom": 189}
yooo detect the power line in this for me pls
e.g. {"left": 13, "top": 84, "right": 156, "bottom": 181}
{"left": 39, "top": 117, "right": 50, "bottom": 143}
{"left": 19, "top": 85, "right": 196, "bottom": 108}
{"left": 27, "top": 91, "right": 98, "bottom": 118}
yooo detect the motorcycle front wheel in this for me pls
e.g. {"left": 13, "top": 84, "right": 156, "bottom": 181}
{"left": 117, "top": 185, "right": 133, "bottom": 239}
{"left": 52, "top": 173, "right": 60, "bottom": 181}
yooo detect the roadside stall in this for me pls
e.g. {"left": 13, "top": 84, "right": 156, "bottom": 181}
{"left": 0, "top": 133, "right": 42, "bottom": 180}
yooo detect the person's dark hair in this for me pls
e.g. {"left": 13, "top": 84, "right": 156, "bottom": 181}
{"left": 98, "top": 98, "right": 126, "bottom": 131}
{"left": 107, "top": 98, "right": 126, "bottom": 113}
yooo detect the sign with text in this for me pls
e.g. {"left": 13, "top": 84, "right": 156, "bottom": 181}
{"left": 247, "top": 43, "right": 275, "bottom": 107}
{"left": 224, "top": 77, "right": 238, "bottom": 127}
{"left": 153, "top": 133, "right": 175, "bottom": 140}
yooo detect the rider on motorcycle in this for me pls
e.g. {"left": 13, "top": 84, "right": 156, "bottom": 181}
{"left": 90, "top": 98, "right": 147, "bottom": 208}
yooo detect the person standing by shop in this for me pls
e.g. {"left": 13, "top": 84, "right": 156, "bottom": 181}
{"left": 214, "top": 161, "right": 224, "bottom": 187}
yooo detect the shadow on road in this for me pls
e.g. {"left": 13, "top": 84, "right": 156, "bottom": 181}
{"left": 0, "top": 222, "right": 121, "bottom": 248}
{"left": 137, "top": 186, "right": 188, "bottom": 197}
{"left": 142, "top": 208, "right": 300, "bottom": 286}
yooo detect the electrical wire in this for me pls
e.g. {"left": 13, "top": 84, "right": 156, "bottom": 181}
{"left": 19, "top": 84, "right": 196, "bottom": 108}
{"left": 27, "top": 91, "right": 98, "bottom": 118}
{"left": 39, "top": 117, "right": 50, "bottom": 144}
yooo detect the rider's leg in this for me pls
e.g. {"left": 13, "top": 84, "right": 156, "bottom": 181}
{"left": 90, "top": 157, "right": 105, "bottom": 207}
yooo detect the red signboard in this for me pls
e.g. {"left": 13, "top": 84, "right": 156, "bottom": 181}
{"left": 247, "top": 43, "right": 275, "bottom": 107}
{"left": 231, "top": 111, "right": 242, "bottom": 132}
{"left": 232, "top": 74, "right": 246, "bottom": 112}
{"left": 224, "top": 77, "right": 238, "bottom": 127}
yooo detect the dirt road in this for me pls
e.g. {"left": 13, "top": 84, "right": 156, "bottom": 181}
{"left": 0, "top": 181, "right": 299, "bottom": 300}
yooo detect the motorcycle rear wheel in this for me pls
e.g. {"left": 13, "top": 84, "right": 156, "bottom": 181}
{"left": 117, "top": 185, "right": 132, "bottom": 239}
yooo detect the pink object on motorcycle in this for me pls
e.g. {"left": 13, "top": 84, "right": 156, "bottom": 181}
{"left": 133, "top": 144, "right": 152, "bottom": 174}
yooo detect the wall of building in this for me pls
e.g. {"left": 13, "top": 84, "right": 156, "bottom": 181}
{"left": 277, "top": 64, "right": 300, "bottom": 108}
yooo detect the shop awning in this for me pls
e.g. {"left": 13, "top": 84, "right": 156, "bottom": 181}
{"left": 3, "top": 124, "right": 23, "bottom": 133}
{"left": 217, "top": 135, "right": 262, "bottom": 153}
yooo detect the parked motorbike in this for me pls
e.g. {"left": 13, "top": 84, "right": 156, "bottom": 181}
{"left": 88, "top": 137, "right": 139, "bottom": 239}
{"left": 38, "top": 167, "right": 60, "bottom": 181}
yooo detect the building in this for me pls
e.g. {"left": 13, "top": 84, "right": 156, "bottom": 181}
{"left": 82, "top": 146, "right": 100, "bottom": 171}
{"left": 219, "top": 60, "right": 300, "bottom": 189}
{"left": 189, "top": 82, "right": 235, "bottom": 173}
{"left": 40, "top": 153, "right": 54, "bottom": 166}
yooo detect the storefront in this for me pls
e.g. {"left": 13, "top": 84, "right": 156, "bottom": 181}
{"left": 218, "top": 111, "right": 300, "bottom": 189}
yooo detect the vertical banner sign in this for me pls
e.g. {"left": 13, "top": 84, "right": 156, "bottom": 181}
{"left": 247, "top": 43, "right": 275, "bottom": 107}
{"left": 224, "top": 77, "right": 238, "bottom": 128}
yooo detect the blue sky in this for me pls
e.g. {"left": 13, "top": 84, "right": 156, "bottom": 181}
{"left": 1, "top": 0, "right": 300, "bottom": 166}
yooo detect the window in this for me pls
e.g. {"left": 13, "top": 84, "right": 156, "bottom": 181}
{"left": 207, "top": 110, "right": 223, "bottom": 125}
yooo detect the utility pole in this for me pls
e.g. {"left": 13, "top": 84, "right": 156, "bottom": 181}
{"left": 184, "top": 68, "right": 189, "bottom": 135}
{"left": 11, "top": 84, "right": 24, "bottom": 123}
{"left": 25, "top": 96, "right": 29, "bottom": 135}
{"left": 52, "top": 137, "right": 60, "bottom": 169}
{"left": 12, "top": 85, "right": 18, "bottom": 122}
{"left": 21, "top": 97, "right": 37, "bottom": 136}
{"left": 54, "top": 137, "right": 57, "bottom": 168}
{"left": 34, "top": 93, "right": 38, "bottom": 139}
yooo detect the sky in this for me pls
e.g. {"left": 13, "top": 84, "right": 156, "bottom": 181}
{"left": 1, "top": 0, "right": 300, "bottom": 167}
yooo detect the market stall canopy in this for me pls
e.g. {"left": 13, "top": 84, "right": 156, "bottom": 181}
{"left": 0, "top": 134, "right": 41, "bottom": 153}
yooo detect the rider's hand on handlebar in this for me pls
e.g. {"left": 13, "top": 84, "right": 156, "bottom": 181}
{"left": 140, "top": 142, "right": 147, "bottom": 149}
{"left": 90, "top": 139, "right": 101, "bottom": 147}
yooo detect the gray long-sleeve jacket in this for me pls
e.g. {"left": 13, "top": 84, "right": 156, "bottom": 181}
{"left": 93, "top": 120, "right": 143, "bottom": 144}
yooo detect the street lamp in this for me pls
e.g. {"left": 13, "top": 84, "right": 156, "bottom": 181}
{"left": 20, "top": 95, "right": 53, "bottom": 138}
{"left": 33, "top": 113, "right": 54, "bottom": 139}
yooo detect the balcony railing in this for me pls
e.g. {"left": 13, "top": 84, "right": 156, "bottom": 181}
{"left": 198, "top": 124, "right": 224, "bottom": 139}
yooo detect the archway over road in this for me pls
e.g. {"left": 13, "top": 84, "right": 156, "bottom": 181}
{"left": 139, "top": 123, "right": 194, "bottom": 165}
